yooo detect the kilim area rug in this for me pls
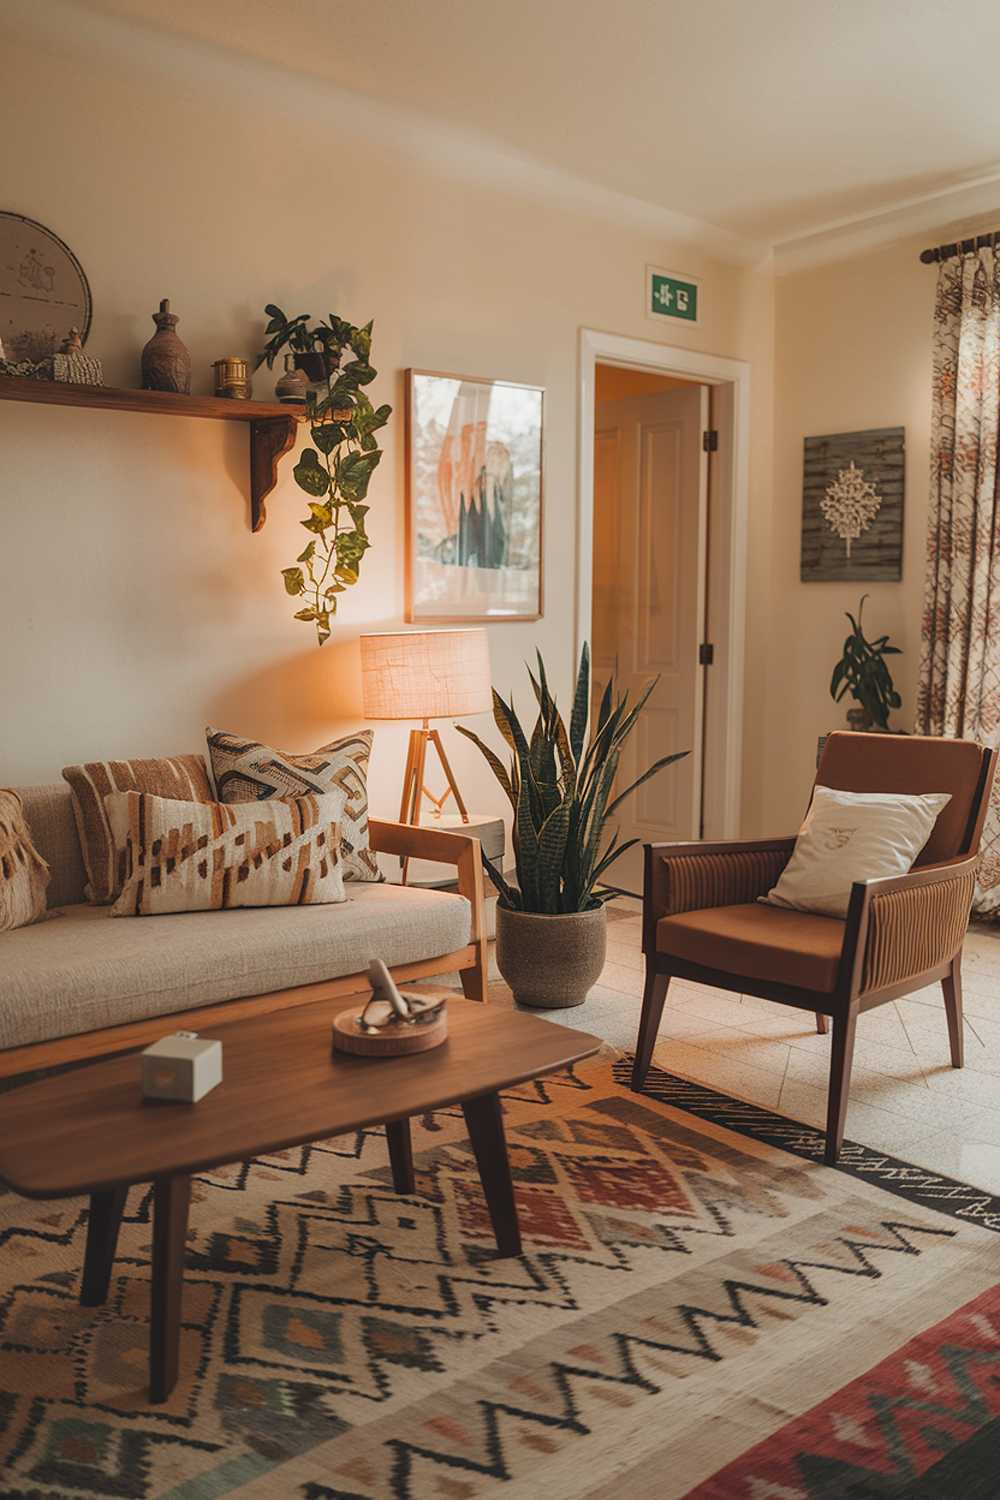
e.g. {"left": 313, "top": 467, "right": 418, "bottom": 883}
{"left": 2, "top": 1055, "right": 1000, "bottom": 1499}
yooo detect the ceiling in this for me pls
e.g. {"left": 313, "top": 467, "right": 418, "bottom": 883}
{"left": 72, "top": 0, "right": 1000, "bottom": 249}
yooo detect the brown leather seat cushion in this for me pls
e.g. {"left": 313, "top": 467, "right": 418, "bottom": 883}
{"left": 656, "top": 903, "right": 846, "bottom": 992}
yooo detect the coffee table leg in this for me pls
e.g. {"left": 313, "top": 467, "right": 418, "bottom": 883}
{"left": 80, "top": 1185, "right": 128, "bottom": 1307}
{"left": 386, "top": 1118, "right": 415, "bottom": 1194}
{"left": 149, "top": 1173, "right": 191, "bottom": 1404}
{"left": 461, "top": 1091, "right": 521, "bottom": 1258}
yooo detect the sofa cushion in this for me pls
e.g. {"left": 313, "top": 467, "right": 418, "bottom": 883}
{"left": 107, "top": 790, "right": 347, "bottom": 916}
{"left": 656, "top": 902, "right": 846, "bottom": 992}
{"left": 0, "top": 790, "right": 49, "bottom": 932}
{"left": 0, "top": 885, "right": 471, "bottom": 1050}
{"left": 62, "top": 754, "right": 214, "bottom": 904}
{"left": 18, "top": 784, "right": 86, "bottom": 909}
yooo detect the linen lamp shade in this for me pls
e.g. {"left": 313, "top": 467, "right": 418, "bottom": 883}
{"left": 360, "top": 629, "right": 491, "bottom": 722}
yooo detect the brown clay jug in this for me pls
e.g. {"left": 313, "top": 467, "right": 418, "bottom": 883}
{"left": 141, "top": 299, "right": 191, "bottom": 394}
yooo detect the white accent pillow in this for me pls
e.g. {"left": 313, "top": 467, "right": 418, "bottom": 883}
{"left": 762, "top": 785, "right": 951, "bottom": 919}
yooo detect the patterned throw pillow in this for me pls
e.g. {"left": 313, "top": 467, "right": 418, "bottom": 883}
{"left": 0, "top": 790, "right": 50, "bottom": 932}
{"left": 107, "top": 790, "right": 347, "bottom": 917}
{"left": 205, "top": 727, "right": 380, "bottom": 882}
{"left": 62, "top": 755, "right": 214, "bottom": 904}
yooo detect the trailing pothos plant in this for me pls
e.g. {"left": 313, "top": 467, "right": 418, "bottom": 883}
{"left": 457, "top": 644, "right": 688, "bottom": 913}
{"left": 273, "top": 311, "right": 391, "bottom": 644}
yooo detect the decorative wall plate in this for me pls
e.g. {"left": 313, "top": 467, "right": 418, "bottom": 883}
{"left": 0, "top": 212, "right": 92, "bottom": 364}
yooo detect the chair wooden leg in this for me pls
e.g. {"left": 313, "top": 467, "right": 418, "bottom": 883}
{"left": 815, "top": 1013, "right": 828, "bottom": 1035}
{"left": 942, "top": 955, "right": 964, "bottom": 1069}
{"left": 825, "top": 1011, "right": 857, "bottom": 1166}
{"left": 632, "top": 970, "right": 669, "bottom": 1091}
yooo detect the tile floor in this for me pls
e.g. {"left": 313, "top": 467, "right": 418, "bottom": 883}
{"left": 508, "top": 897, "right": 1000, "bottom": 1192}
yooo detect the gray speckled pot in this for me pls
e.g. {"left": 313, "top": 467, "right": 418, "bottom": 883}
{"left": 495, "top": 904, "right": 607, "bottom": 1009}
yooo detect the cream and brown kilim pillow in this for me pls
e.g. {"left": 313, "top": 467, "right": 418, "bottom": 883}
{"left": 205, "top": 727, "right": 380, "bottom": 882}
{"left": 0, "top": 790, "right": 50, "bottom": 932}
{"left": 107, "top": 790, "right": 347, "bottom": 916}
{"left": 62, "top": 754, "right": 214, "bottom": 904}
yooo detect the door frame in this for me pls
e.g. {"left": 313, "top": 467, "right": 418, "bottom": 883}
{"left": 577, "top": 328, "right": 750, "bottom": 838}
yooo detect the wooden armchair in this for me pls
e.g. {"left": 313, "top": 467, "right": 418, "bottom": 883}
{"left": 632, "top": 732, "right": 995, "bottom": 1163}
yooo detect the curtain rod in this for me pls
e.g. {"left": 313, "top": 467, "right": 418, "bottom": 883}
{"left": 920, "top": 230, "right": 1000, "bottom": 264}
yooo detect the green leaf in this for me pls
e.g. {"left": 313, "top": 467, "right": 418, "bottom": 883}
{"left": 308, "top": 501, "right": 333, "bottom": 526}
{"left": 294, "top": 607, "right": 317, "bottom": 621}
{"left": 313, "top": 421, "right": 349, "bottom": 454}
{"left": 340, "top": 358, "right": 376, "bottom": 386}
{"left": 297, "top": 540, "right": 316, "bottom": 564}
{"left": 455, "top": 724, "right": 516, "bottom": 808}
{"left": 569, "top": 643, "right": 590, "bottom": 764}
{"left": 338, "top": 449, "right": 381, "bottom": 501}
{"left": 350, "top": 320, "right": 373, "bottom": 360}
{"left": 281, "top": 566, "right": 305, "bottom": 596}
{"left": 293, "top": 449, "right": 330, "bottom": 498}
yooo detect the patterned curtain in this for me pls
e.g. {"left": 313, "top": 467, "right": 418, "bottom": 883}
{"left": 917, "top": 247, "right": 1000, "bottom": 913}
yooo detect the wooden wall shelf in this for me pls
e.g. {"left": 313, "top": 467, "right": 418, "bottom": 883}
{"left": 0, "top": 376, "right": 303, "bottom": 530}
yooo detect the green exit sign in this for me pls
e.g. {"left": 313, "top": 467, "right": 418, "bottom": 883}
{"left": 647, "top": 266, "right": 700, "bottom": 324}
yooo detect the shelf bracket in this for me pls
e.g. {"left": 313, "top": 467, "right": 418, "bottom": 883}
{"left": 249, "top": 415, "right": 299, "bottom": 531}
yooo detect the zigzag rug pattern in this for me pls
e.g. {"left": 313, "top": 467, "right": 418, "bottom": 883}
{"left": 0, "top": 1059, "right": 997, "bottom": 1498}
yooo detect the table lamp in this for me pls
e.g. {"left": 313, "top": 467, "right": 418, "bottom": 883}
{"left": 360, "top": 628, "right": 492, "bottom": 829}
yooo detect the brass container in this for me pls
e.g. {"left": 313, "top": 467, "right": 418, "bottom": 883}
{"left": 212, "top": 355, "right": 252, "bottom": 400}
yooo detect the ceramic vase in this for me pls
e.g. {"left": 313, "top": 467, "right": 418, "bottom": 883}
{"left": 141, "top": 299, "right": 191, "bottom": 394}
{"left": 275, "top": 353, "right": 308, "bottom": 404}
{"left": 495, "top": 904, "right": 607, "bottom": 1009}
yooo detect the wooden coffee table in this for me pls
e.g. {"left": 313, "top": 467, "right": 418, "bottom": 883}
{"left": 0, "top": 998, "right": 598, "bottom": 1402}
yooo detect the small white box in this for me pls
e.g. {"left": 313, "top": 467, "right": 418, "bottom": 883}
{"left": 142, "top": 1031, "right": 223, "bottom": 1103}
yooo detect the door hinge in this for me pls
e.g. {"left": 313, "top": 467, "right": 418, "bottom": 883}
{"left": 698, "top": 642, "right": 715, "bottom": 666}
{"left": 702, "top": 429, "right": 718, "bottom": 453}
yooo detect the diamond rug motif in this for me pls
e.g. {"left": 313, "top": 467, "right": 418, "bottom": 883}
{"left": 1, "top": 1057, "right": 999, "bottom": 1498}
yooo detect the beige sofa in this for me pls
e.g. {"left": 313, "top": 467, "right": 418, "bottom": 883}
{"left": 0, "top": 783, "right": 486, "bottom": 1079}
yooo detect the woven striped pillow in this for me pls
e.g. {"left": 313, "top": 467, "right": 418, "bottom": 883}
{"left": 62, "top": 754, "right": 214, "bottom": 904}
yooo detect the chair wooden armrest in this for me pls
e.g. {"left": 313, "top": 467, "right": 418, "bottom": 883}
{"left": 369, "top": 819, "right": 485, "bottom": 940}
{"left": 843, "top": 854, "right": 981, "bottom": 998}
{"left": 369, "top": 819, "right": 488, "bottom": 1001}
{"left": 642, "top": 836, "right": 796, "bottom": 953}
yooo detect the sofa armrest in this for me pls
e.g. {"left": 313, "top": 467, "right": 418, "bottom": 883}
{"left": 854, "top": 854, "right": 979, "bottom": 996}
{"left": 643, "top": 837, "right": 796, "bottom": 952}
{"left": 369, "top": 820, "right": 485, "bottom": 943}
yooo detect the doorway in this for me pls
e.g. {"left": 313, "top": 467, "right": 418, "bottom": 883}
{"left": 578, "top": 330, "right": 750, "bottom": 895}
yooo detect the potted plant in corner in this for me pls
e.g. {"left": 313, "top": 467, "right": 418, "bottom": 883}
{"left": 830, "top": 594, "right": 902, "bottom": 731}
{"left": 457, "top": 645, "right": 687, "bottom": 1008}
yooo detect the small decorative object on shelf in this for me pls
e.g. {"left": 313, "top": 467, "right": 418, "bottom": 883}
{"left": 52, "top": 327, "right": 103, "bottom": 386}
{"left": 0, "top": 211, "right": 92, "bottom": 360}
{"left": 211, "top": 355, "right": 252, "bottom": 399}
{"left": 141, "top": 1030, "right": 222, "bottom": 1103}
{"left": 274, "top": 352, "right": 308, "bottom": 404}
{"left": 0, "top": 357, "right": 51, "bottom": 380}
{"left": 141, "top": 298, "right": 191, "bottom": 394}
{"left": 331, "top": 960, "right": 448, "bottom": 1056}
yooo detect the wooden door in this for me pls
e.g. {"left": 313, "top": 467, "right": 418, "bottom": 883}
{"left": 592, "top": 384, "right": 708, "bottom": 893}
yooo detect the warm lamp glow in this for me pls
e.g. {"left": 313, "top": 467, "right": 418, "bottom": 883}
{"left": 360, "top": 629, "right": 491, "bottom": 722}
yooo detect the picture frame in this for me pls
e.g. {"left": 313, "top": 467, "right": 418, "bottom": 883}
{"left": 801, "top": 426, "right": 904, "bottom": 582}
{"left": 0, "top": 212, "right": 92, "bottom": 364}
{"left": 405, "top": 368, "right": 544, "bottom": 623}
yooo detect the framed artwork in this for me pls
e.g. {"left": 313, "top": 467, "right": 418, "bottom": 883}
{"left": 801, "top": 426, "right": 904, "bottom": 582}
{"left": 405, "top": 368, "right": 543, "bottom": 622}
{"left": 0, "top": 212, "right": 92, "bottom": 363}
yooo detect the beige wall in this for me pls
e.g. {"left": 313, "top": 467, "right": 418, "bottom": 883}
{"left": 0, "top": 10, "right": 775, "bottom": 836}
{"left": 768, "top": 232, "right": 937, "bottom": 830}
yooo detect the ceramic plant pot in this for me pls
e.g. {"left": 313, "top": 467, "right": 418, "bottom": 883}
{"left": 294, "top": 351, "right": 335, "bottom": 385}
{"left": 496, "top": 904, "right": 607, "bottom": 1009}
{"left": 275, "top": 353, "right": 308, "bottom": 404}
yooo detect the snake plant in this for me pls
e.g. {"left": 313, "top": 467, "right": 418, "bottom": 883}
{"left": 456, "top": 644, "right": 688, "bottom": 913}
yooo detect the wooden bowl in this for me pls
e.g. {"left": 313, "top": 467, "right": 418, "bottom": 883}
{"left": 331, "top": 1003, "right": 448, "bottom": 1057}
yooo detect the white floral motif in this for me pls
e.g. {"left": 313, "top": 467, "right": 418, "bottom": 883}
{"left": 820, "top": 460, "right": 881, "bottom": 557}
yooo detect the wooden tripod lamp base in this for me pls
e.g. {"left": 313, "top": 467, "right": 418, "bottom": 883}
{"left": 399, "top": 720, "right": 470, "bottom": 828}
